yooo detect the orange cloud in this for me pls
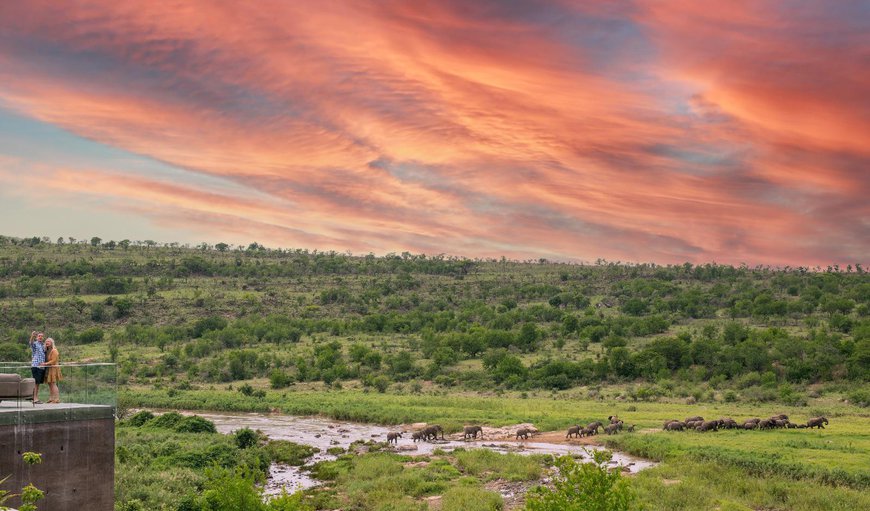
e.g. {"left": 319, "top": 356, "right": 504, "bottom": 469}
{"left": 0, "top": 0, "right": 866, "bottom": 265}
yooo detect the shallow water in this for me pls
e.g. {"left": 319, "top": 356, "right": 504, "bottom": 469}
{"left": 189, "top": 411, "right": 656, "bottom": 495}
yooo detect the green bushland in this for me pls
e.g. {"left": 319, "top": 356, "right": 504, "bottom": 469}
{"left": 2, "top": 237, "right": 869, "bottom": 509}
{"left": 0, "top": 238, "right": 867, "bottom": 403}
{"left": 115, "top": 414, "right": 317, "bottom": 510}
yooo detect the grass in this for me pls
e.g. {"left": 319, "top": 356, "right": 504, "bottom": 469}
{"left": 630, "top": 459, "right": 870, "bottom": 511}
{"left": 453, "top": 449, "right": 543, "bottom": 482}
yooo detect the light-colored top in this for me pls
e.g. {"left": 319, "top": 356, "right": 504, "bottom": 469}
{"left": 31, "top": 340, "right": 45, "bottom": 367}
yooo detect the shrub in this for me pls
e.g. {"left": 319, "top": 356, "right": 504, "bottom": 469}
{"left": 126, "top": 410, "right": 155, "bottom": 427}
{"left": 176, "top": 415, "right": 217, "bottom": 433}
{"left": 77, "top": 327, "right": 105, "bottom": 344}
{"left": 848, "top": 388, "right": 870, "bottom": 407}
{"left": 234, "top": 428, "right": 260, "bottom": 449}
{"left": 525, "top": 451, "right": 634, "bottom": 511}
{"left": 114, "top": 297, "right": 134, "bottom": 318}
{"left": 270, "top": 370, "right": 294, "bottom": 389}
{"left": 148, "top": 411, "right": 185, "bottom": 429}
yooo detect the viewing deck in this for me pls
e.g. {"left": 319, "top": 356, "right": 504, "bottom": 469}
{"left": 0, "top": 363, "right": 116, "bottom": 511}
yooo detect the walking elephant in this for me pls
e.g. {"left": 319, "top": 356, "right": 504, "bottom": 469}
{"left": 387, "top": 432, "right": 403, "bottom": 444}
{"left": 516, "top": 428, "right": 532, "bottom": 440}
{"left": 696, "top": 420, "right": 720, "bottom": 432}
{"left": 463, "top": 426, "right": 483, "bottom": 440}
{"left": 664, "top": 421, "right": 685, "bottom": 431}
{"left": 807, "top": 416, "right": 829, "bottom": 429}
{"left": 422, "top": 425, "right": 444, "bottom": 441}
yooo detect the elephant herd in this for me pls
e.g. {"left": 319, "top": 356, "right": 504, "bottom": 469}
{"left": 662, "top": 414, "right": 830, "bottom": 432}
{"left": 385, "top": 413, "right": 830, "bottom": 445}
{"left": 390, "top": 424, "right": 533, "bottom": 443}
{"left": 566, "top": 415, "right": 635, "bottom": 439}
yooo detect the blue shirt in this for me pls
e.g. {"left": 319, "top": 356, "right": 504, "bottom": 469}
{"left": 31, "top": 340, "right": 45, "bottom": 367}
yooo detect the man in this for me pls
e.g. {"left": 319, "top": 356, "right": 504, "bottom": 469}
{"left": 29, "top": 331, "right": 46, "bottom": 404}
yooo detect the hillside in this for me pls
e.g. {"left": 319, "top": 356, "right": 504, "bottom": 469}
{"left": 0, "top": 235, "right": 867, "bottom": 406}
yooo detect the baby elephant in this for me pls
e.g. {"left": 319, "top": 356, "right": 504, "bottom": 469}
{"left": 604, "top": 423, "right": 621, "bottom": 435}
{"left": 580, "top": 426, "right": 597, "bottom": 437}
{"left": 412, "top": 431, "right": 425, "bottom": 442}
{"left": 566, "top": 425, "right": 582, "bottom": 439}
{"left": 516, "top": 428, "right": 532, "bottom": 440}
{"left": 386, "top": 432, "right": 403, "bottom": 444}
{"left": 464, "top": 425, "right": 483, "bottom": 440}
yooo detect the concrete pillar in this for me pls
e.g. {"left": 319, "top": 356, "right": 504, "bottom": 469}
{"left": 0, "top": 404, "right": 114, "bottom": 511}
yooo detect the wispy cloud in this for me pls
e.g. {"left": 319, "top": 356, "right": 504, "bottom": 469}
{"left": 0, "top": 0, "right": 866, "bottom": 265}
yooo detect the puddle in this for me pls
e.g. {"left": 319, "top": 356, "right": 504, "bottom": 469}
{"left": 181, "top": 411, "right": 656, "bottom": 496}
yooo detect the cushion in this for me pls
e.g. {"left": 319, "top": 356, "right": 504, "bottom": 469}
{"left": 0, "top": 373, "right": 22, "bottom": 382}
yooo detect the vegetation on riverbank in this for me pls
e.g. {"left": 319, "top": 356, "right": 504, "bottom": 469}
{"left": 115, "top": 412, "right": 316, "bottom": 510}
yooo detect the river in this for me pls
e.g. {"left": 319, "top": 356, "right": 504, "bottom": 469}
{"left": 181, "top": 411, "right": 656, "bottom": 496}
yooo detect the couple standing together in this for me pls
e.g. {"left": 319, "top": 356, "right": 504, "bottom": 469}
{"left": 29, "top": 331, "right": 62, "bottom": 404}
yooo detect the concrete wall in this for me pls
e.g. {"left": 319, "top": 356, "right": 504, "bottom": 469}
{"left": 0, "top": 407, "right": 114, "bottom": 510}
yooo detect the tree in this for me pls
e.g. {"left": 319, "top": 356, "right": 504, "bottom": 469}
{"left": 90, "top": 236, "right": 102, "bottom": 247}
{"left": 215, "top": 242, "right": 229, "bottom": 252}
{"left": 119, "top": 239, "right": 131, "bottom": 250}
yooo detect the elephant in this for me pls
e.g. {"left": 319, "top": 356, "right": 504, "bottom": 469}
{"left": 664, "top": 421, "right": 685, "bottom": 431}
{"left": 807, "top": 416, "right": 829, "bottom": 429}
{"left": 608, "top": 415, "right": 621, "bottom": 424}
{"left": 516, "top": 428, "right": 532, "bottom": 440}
{"left": 773, "top": 419, "right": 789, "bottom": 429}
{"left": 626, "top": 424, "right": 635, "bottom": 432}
{"left": 685, "top": 416, "right": 704, "bottom": 423}
{"left": 422, "top": 425, "right": 444, "bottom": 441}
{"left": 771, "top": 414, "right": 789, "bottom": 421}
{"left": 587, "top": 421, "right": 604, "bottom": 432}
{"left": 663, "top": 419, "right": 680, "bottom": 430}
{"left": 758, "top": 419, "right": 774, "bottom": 430}
{"left": 580, "top": 426, "right": 597, "bottom": 437}
{"left": 786, "top": 422, "right": 797, "bottom": 429}
{"left": 387, "top": 432, "right": 403, "bottom": 444}
{"left": 796, "top": 424, "right": 807, "bottom": 429}
{"left": 741, "top": 421, "right": 758, "bottom": 430}
{"left": 686, "top": 420, "right": 703, "bottom": 429}
{"left": 696, "top": 420, "right": 719, "bottom": 432}
{"left": 412, "top": 431, "right": 424, "bottom": 442}
{"left": 463, "top": 426, "right": 483, "bottom": 440}
{"left": 720, "top": 418, "right": 738, "bottom": 429}
{"left": 566, "top": 425, "right": 582, "bottom": 439}
{"left": 604, "top": 423, "right": 621, "bottom": 435}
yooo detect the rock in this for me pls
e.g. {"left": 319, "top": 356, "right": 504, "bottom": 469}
{"left": 314, "top": 434, "right": 321, "bottom": 438}
{"left": 397, "top": 445, "right": 418, "bottom": 452}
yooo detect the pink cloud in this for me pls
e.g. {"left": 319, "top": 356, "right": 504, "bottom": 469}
{"left": 0, "top": 0, "right": 866, "bottom": 266}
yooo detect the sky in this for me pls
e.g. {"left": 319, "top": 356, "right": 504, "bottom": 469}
{"left": 0, "top": 1, "right": 867, "bottom": 266}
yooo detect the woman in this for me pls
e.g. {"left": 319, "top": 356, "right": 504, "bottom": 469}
{"left": 40, "top": 338, "right": 62, "bottom": 404}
